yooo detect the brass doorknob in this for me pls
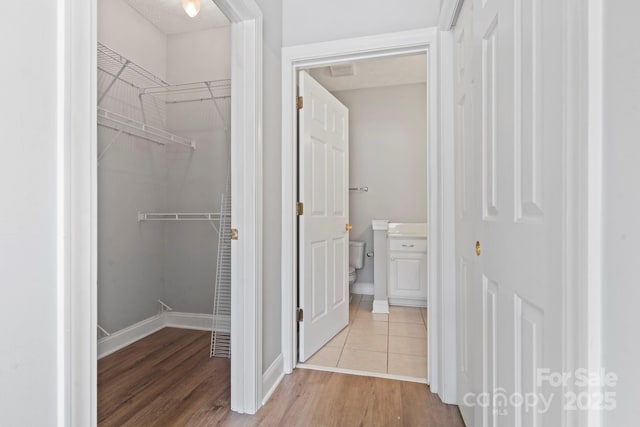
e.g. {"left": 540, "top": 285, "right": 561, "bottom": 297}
{"left": 475, "top": 241, "right": 481, "bottom": 256}
{"left": 345, "top": 224, "right": 353, "bottom": 231}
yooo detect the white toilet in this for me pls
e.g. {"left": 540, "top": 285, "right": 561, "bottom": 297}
{"left": 349, "top": 241, "right": 366, "bottom": 285}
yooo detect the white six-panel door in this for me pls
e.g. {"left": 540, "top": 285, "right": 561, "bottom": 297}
{"left": 298, "top": 71, "right": 350, "bottom": 362}
{"left": 456, "top": 0, "right": 565, "bottom": 425}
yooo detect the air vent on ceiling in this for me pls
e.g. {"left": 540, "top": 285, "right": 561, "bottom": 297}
{"left": 329, "top": 63, "right": 356, "bottom": 77}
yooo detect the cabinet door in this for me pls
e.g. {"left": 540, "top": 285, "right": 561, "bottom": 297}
{"left": 389, "top": 251, "right": 427, "bottom": 299}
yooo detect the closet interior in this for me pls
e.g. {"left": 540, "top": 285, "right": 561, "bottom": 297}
{"left": 96, "top": 0, "right": 232, "bottom": 361}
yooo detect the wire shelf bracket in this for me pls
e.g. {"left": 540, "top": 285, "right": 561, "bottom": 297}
{"left": 157, "top": 300, "right": 173, "bottom": 314}
{"left": 97, "top": 325, "right": 111, "bottom": 340}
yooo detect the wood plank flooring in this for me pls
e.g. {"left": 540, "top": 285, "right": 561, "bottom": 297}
{"left": 99, "top": 328, "right": 465, "bottom": 426}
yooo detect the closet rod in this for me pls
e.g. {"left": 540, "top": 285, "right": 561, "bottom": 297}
{"left": 163, "top": 95, "right": 231, "bottom": 105}
{"left": 138, "top": 212, "right": 229, "bottom": 222}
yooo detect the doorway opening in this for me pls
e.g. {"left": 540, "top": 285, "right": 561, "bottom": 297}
{"left": 295, "top": 54, "right": 429, "bottom": 381}
{"left": 96, "top": 1, "right": 233, "bottom": 423}
{"left": 280, "top": 28, "right": 455, "bottom": 399}
{"left": 71, "top": 0, "right": 265, "bottom": 420}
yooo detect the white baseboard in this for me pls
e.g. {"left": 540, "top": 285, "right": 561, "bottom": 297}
{"left": 351, "top": 281, "right": 374, "bottom": 295}
{"left": 389, "top": 297, "right": 428, "bottom": 308}
{"left": 97, "top": 314, "right": 165, "bottom": 359}
{"left": 372, "top": 299, "right": 390, "bottom": 314}
{"left": 165, "top": 312, "right": 216, "bottom": 331}
{"left": 262, "top": 354, "right": 284, "bottom": 405}
{"left": 98, "top": 311, "right": 221, "bottom": 359}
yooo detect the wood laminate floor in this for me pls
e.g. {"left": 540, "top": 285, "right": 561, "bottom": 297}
{"left": 98, "top": 328, "right": 465, "bottom": 427}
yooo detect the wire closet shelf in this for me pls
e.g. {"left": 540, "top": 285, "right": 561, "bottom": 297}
{"left": 97, "top": 42, "right": 231, "bottom": 149}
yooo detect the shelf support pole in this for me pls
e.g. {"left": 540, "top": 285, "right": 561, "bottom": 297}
{"left": 207, "top": 82, "right": 230, "bottom": 131}
{"left": 97, "top": 129, "right": 123, "bottom": 163}
{"left": 98, "top": 60, "right": 129, "bottom": 105}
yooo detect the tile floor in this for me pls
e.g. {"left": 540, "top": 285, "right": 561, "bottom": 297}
{"left": 303, "top": 294, "right": 428, "bottom": 380}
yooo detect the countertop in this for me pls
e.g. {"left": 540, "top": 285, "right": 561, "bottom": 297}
{"left": 387, "top": 222, "right": 427, "bottom": 239}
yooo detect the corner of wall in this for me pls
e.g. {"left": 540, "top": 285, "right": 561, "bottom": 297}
{"left": 262, "top": 353, "right": 285, "bottom": 405}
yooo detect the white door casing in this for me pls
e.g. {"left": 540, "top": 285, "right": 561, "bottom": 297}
{"left": 62, "top": 0, "right": 265, "bottom": 423}
{"left": 298, "top": 71, "right": 350, "bottom": 362}
{"left": 455, "top": 0, "right": 565, "bottom": 425}
{"left": 281, "top": 29, "right": 448, "bottom": 399}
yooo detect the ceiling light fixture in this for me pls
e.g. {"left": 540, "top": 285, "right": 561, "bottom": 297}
{"left": 182, "top": 0, "right": 201, "bottom": 18}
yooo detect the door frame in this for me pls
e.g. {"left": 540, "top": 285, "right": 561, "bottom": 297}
{"left": 280, "top": 27, "right": 458, "bottom": 403}
{"left": 59, "top": 0, "right": 264, "bottom": 423}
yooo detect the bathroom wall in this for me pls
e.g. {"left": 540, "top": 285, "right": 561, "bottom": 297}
{"left": 333, "top": 83, "right": 428, "bottom": 289}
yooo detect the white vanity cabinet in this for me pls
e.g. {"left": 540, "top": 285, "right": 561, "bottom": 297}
{"left": 387, "top": 223, "right": 427, "bottom": 307}
{"left": 371, "top": 221, "right": 427, "bottom": 312}
{"left": 388, "top": 237, "right": 427, "bottom": 305}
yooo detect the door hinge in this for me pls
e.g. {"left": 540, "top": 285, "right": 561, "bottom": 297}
{"left": 296, "top": 96, "right": 304, "bottom": 110}
{"left": 230, "top": 228, "right": 238, "bottom": 240}
{"left": 296, "top": 202, "right": 304, "bottom": 216}
{"left": 297, "top": 308, "right": 304, "bottom": 322}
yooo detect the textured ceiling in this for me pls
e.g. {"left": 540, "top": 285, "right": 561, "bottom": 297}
{"left": 309, "top": 54, "right": 427, "bottom": 92}
{"left": 124, "top": 0, "right": 229, "bottom": 35}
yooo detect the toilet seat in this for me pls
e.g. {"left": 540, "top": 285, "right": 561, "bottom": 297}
{"left": 349, "top": 265, "right": 356, "bottom": 274}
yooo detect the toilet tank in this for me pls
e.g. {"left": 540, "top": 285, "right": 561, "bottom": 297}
{"left": 349, "top": 241, "right": 366, "bottom": 269}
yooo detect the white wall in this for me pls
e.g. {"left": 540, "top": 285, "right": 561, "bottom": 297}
{"left": 167, "top": 27, "right": 231, "bottom": 84}
{"left": 0, "top": 2, "right": 59, "bottom": 424}
{"left": 97, "top": 0, "right": 171, "bottom": 332}
{"left": 256, "top": 0, "right": 284, "bottom": 374}
{"left": 163, "top": 26, "right": 230, "bottom": 315}
{"left": 602, "top": 1, "right": 640, "bottom": 424}
{"left": 282, "top": 0, "right": 439, "bottom": 46}
{"left": 98, "top": 0, "right": 168, "bottom": 80}
{"left": 332, "top": 84, "right": 428, "bottom": 287}
{"left": 162, "top": 120, "right": 229, "bottom": 314}
{"left": 97, "top": 125, "right": 168, "bottom": 332}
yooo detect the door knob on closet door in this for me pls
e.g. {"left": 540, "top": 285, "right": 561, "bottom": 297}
{"left": 345, "top": 224, "right": 353, "bottom": 231}
{"left": 475, "top": 241, "right": 481, "bottom": 256}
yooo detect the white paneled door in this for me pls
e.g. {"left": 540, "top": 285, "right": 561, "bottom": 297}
{"left": 455, "top": 0, "right": 564, "bottom": 425}
{"left": 298, "top": 71, "right": 350, "bottom": 362}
